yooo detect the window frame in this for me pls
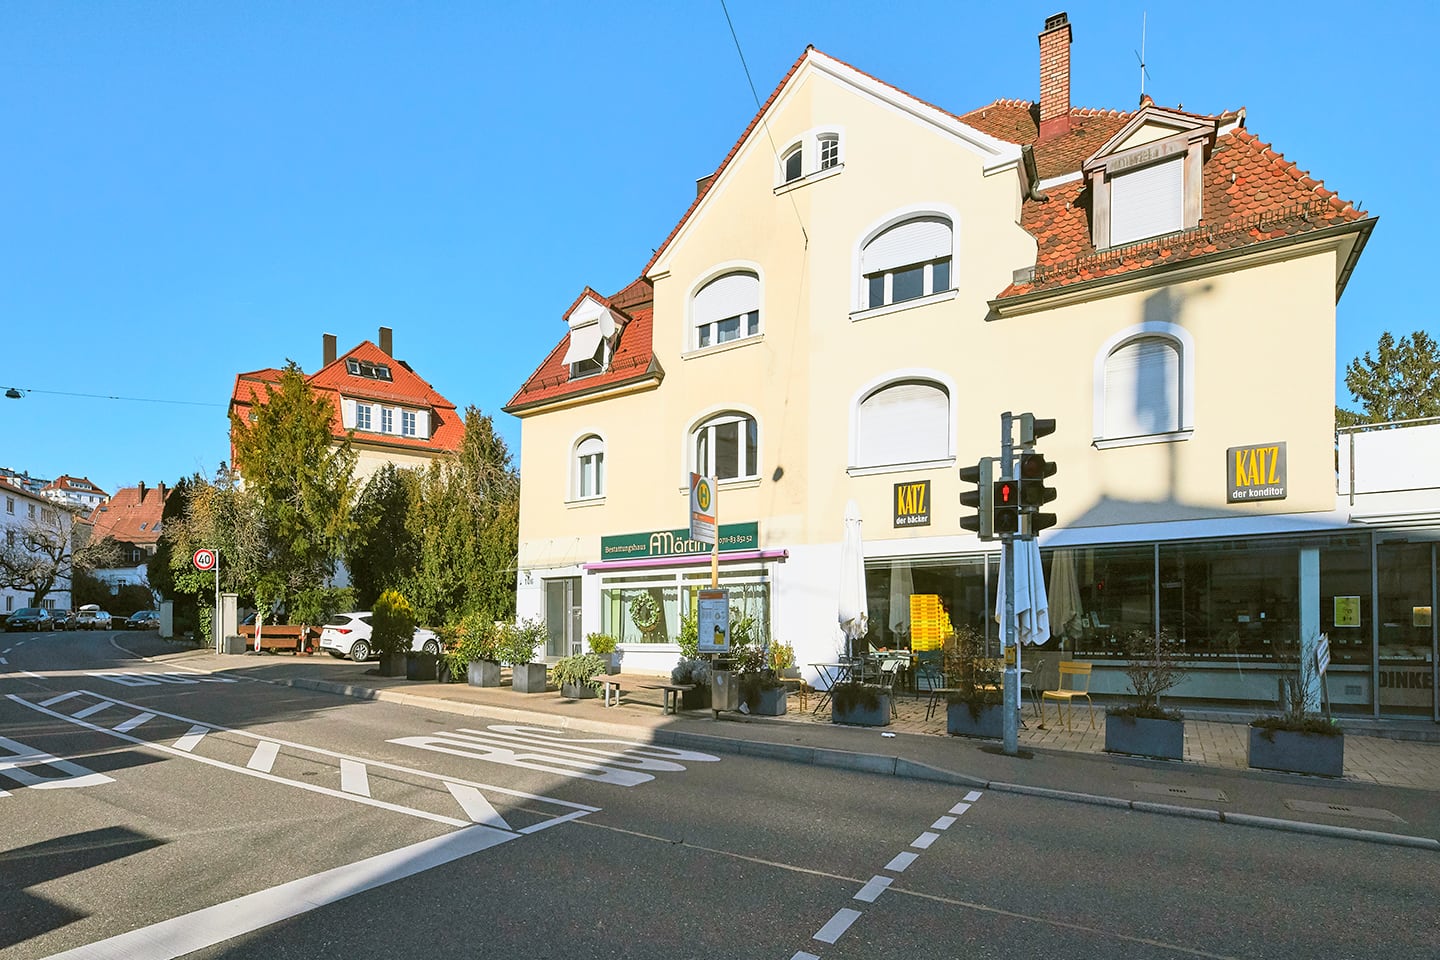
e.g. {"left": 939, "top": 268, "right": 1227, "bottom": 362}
{"left": 1091, "top": 322, "right": 1196, "bottom": 448}
{"left": 691, "top": 410, "right": 760, "bottom": 484}
{"left": 774, "top": 127, "right": 845, "bottom": 191}
{"left": 355, "top": 403, "right": 373, "bottom": 432}
{"left": 688, "top": 266, "right": 763, "bottom": 354}
{"left": 571, "top": 433, "right": 606, "bottom": 503}
{"left": 848, "top": 370, "right": 958, "bottom": 475}
{"left": 568, "top": 337, "right": 611, "bottom": 380}
{"left": 851, "top": 206, "right": 959, "bottom": 318}
{"left": 381, "top": 407, "right": 394, "bottom": 434}
{"left": 401, "top": 410, "right": 417, "bottom": 437}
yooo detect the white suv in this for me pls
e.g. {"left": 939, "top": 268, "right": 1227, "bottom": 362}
{"left": 318, "top": 612, "right": 440, "bottom": 662}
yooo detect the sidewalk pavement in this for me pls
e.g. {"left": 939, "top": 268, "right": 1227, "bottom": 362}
{"left": 127, "top": 642, "right": 1440, "bottom": 851}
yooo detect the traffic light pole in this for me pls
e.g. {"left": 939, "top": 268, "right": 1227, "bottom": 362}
{"left": 1000, "top": 413, "right": 1020, "bottom": 756}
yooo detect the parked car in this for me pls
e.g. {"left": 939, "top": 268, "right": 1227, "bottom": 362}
{"left": 52, "top": 610, "right": 77, "bottom": 630}
{"left": 125, "top": 610, "right": 160, "bottom": 630}
{"left": 5, "top": 608, "right": 54, "bottom": 631}
{"left": 76, "top": 607, "right": 114, "bottom": 630}
{"left": 318, "top": 612, "right": 439, "bottom": 662}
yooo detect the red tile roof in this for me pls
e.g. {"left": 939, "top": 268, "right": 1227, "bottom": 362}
{"left": 87, "top": 483, "right": 169, "bottom": 547}
{"left": 505, "top": 283, "right": 659, "bottom": 414}
{"left": 42, "top": 474, "right": 110, "bottom": 499}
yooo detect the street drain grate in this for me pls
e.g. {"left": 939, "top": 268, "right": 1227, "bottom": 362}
{"left": 1132, "top": 782, "right": 1229, "bottom": 803}
{"left": 1283, "top": 799, "right": 1404, "bottom": 823}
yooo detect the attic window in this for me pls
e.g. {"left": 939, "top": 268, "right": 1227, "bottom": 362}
{"left": 1109, "top": 159, "right": 1183, "bottom": 247}
{"left": 346, "top": 358, "right": 393, "bottom": 381}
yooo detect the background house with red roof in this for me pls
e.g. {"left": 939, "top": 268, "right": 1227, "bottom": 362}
{"left": 85, "top": 481, "right": 170, "bottom": 598}
{"left": 41, "top": 474, "right": 110, "bottom": 512}
{"left": 1, "top": 475, "right": 73, "bottom": 614}
{"left": 229, "top": 325, "right": 462, "bottom": 487}
{"left": 499, "top": 14, "right": 1435, "bottom": 720}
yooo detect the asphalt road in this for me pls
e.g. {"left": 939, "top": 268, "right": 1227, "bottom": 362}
{"left": 2, "top": 632, "right": 1434, "bottom": 960}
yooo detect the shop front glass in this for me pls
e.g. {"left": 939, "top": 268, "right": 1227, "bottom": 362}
{"left": 864, "top": 556, "right": 987, "bottom": 652}
{"left": 1377, "top": 540, "right": 1436, "bottom": 717}
{"left": 600, "top": 565, "right": 772, "bottom": 647}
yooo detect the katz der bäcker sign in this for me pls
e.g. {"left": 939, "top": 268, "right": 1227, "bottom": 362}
{"left": 1227, "top": 441, "right": 1287, "bottom": 503}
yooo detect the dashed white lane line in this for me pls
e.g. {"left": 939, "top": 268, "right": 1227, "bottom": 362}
{"left": 911, "top": 831, "right": 940, "bottom": 850}
{"left": 813, "top": 908, "right": 862, "bottom": 945}
{"left": 247, "top": 741, "right": 280, "bottom": 772}
{"left": 854, "top": 876, "right": 892, "bottom": 903}
{"left": 950, "top": 801, "right": 972, "bottom": 816}
{"left": 0, "top": 657, "right": 8, "bottom": 664}
{"left": 41, "top": 691, "right": 82, "bottom": 708}
{"left": 339, "top": 759, "right": 371, "bottom": 797}
{"left": 114, "top": 712, "right": 155, "bottom": 734}
{"left": 963, "top": 790, "right": 983, "bottom": 802}
{"left": 884, "top": 850, "right": 919, "bottom": 873}
{"left": 932, "top": 815, "right": 957, "bottom": 830}
{"left": 790, "top": 952, "right": 820, "bottom": 960}
{"left": 173, "top": 725, "right": 208, "bottom": 753}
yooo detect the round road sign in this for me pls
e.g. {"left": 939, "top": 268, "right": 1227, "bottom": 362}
{"left": 192, "top": 548, "right": 217, "bottom": 571}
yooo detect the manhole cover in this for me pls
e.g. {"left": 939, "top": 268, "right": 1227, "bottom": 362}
{"left": 1132, "top": 781, "right": 1229, "bottom": 803}
{"left": 1283, "top": 799, "right": 1404, "bottom": 823}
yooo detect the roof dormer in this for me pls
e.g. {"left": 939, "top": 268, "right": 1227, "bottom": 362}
{"left": 563, "top": 292, "right": 627, "bottom": 380}
{"left": 1082, "top": 102, "right": 1217, "bottom": 250}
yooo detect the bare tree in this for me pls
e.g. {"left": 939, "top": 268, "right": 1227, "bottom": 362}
{"left": 0, "top": 504, "right": 119, "bottom": 607}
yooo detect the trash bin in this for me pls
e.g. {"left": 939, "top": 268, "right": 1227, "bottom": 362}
{"left": 711, "top": 669, "right": 740, "bottom": 712}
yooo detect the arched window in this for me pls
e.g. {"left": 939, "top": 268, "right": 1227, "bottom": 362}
{"left": 692, "top": 271, "right": 760, "bottom": 350}
{"left": 857, "top": 380, "right": 950, "bottom": 467}
{"left": 819, "top": 134, "right": 840, "bottom": 171}
{"left": 861, "top": 216, "right": 953, "bottom": 308}
{"left": 1102, "top": 336, "right": 1181, "bottom": 439}
{"left": 693, "top": 412, "right": 758, "bottom": 481}
{"left": 573, "top": 435, "right": 605, "bottom": 500}
{"left": 782, "top": 144, "right": 803, "bottom": 183}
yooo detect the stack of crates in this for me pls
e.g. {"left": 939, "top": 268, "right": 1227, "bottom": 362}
{"left": 910, "top": 594, "right": 951, "bottom": 652}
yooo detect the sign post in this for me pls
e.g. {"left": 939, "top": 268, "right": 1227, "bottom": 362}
{"left": 690, "top": 473, "right": 718, "bottom": 587}
{"left": 193, "top": 548, "right": 219, "bottom": 652}
{"left": 1315, "top": 632, "right": 1332, "bottom": 723}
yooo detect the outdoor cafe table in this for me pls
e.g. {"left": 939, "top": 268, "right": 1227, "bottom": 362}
{"left": 808, "top": 662, "right": 856, "bottom": 714}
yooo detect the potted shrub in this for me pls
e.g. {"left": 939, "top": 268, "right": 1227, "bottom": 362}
{"left": 670, "top": 657, "right": 712, "bottom": 711}
{"left": 587, "top": 632, "right": 621, "bottom": 674}
{"left": 1105, "top": 629, "right": 1187, "bottom": 760}
{"left": 945, "top": 625, "right": 1004, "bottom": 739}
{"left": 501, "top": 617, "right": 549, "bottom": 694}
{"left": 830, "top": 679, "right": 891, "bottom": 727}
{"left": 734, "top": 626, "right": 787, "bottom": 716}
{"left": 446, "top": 611, "right": 502, "bottom": 687}
{"left": 1248, "top": 635, "right": 1344, "bottom": 777}
{"left": 768, "top": 639, "right": 800, "bottom": 680}
{"left": 372, "top": 589, "right": 416, "bottom": 678}
{"left": 553, "top": 653, "right": 606, "bottom": 699}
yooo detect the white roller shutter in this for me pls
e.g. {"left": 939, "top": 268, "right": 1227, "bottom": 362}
{"left": 341, "top": 398, "right": 356, "bottom": 429}
{"left": 576, "top": 436, "right": 603, "bottom": 458}
{"left": 861, "top": 217, "right": 951, "bottom": 275}
{"left": 1110, "top": 159, "right": 1183, "bottom": 247}
{"left": 857, "top": 382, "right": 949, "bottom": 466}
{"left": 694, "top": 272, "right": 759, "bottom": 326}
{"left": 563, "top": 323, "right": 603, "bottom": 365}
{"left": 1104, "top": 338, "right": 1180, "bottom": 438}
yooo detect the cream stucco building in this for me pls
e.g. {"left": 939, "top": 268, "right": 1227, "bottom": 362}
{"left": 506, "top": 16, "right": 1438, "bottom": 719}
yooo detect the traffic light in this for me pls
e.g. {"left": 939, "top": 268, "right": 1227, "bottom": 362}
{"left": 992, "top": 477, "right": 1020, "bottom": 535}
{"left": 1020, "top": 414, "right": 1056, "bottom": 446}
{"left": 1018, "top": 453, "right": 1058, "bottom": 534}
{"left": 959, "top": 458, "right": 994, "bottom": 540}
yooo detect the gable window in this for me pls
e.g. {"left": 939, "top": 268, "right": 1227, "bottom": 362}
{"left": 401, "top": 410, "right": 417, "bottom": 437}
{"left": 346, "top": 358, "right": 392, "bottom": 380}
{"left": 574, "top": 435, "right": 605, "bottom": 500}
{"left": 1101, "top": 336, "right": 1183, "bottom": 441}
{"left": 783, "top": 145, "right": 803, "bottom": 183}
{"left": 694, "top": 412, "right": 759, "bottom": 482}
{"left": 355, "top": 403, "right": 373, "bottom": 431}
{"left": 819, "top": 135, "right": 840, "bottom": 171}
{"left": 857, "top": 380, "right": 950, "bottom": 467}
{"left": 861, "top": 216, "right": 953, "bottom": 309}
{"left": 1109, "top": 159, "right": 1184, "bottom": 247}
{"left": 693, "top": 271, "right": 760, "bottom": 350}
{"left": 568, "top": 337, "right": 610, "bottom": 379}
{"left": 381, "top": 407, "right": 393, "bottom": 433}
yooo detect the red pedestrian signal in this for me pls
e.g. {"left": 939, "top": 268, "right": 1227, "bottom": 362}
{"left": 993, "top": 479, "right": 1020, "bottom": 534}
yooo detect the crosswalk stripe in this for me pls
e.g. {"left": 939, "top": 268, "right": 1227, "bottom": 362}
{"left": 444, "top": 781, "right": 512, "bottom": 830}
{"left": 247, "top": 741, "right": 280, "bottom": 773}
{"left": 114, "top": 712, "right": 155, "bottom": 733}
{"left": 339, "top": 759, "right": 370, "bottom": 797}
{"left": 173, "top": 725, "right": 208, "bottom": 752}
{"left": 74, "top": 701, "right": 113, "bottom": 719}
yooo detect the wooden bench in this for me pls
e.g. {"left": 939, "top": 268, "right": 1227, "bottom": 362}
{"left": 238, "top": 624, "right": 312, "bottom": 654}
{"left": 599, "top": 676, "right": 623, "bottom": 707}
{"left": 659, "top": 683, "right": 694, "bottom": 715}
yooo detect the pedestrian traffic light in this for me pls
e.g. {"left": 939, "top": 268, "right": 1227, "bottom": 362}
{"left": 992, "top": 477, "right": 1020, "bottom": 535}
{"left": 959, "top": 457, "right": 994, "bottom": 540}
{"left": 1018, "top": 453, "right": 1057, "bottom": 534}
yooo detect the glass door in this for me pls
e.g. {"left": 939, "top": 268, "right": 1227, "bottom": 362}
{"left": 1375, "top": 541, "right": 1436, "bottom": 717}
{"left": 544, "top": 577, "right": 582, "bottom": 659}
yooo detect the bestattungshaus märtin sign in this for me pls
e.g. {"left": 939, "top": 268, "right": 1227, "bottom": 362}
{"left": 600, "top": 522, "right": 759, "bottom": 561}
{"left": 1227, "top": 441, "right": 1287, "bottom": 503}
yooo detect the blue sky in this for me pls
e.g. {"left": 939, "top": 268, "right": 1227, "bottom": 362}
{"left": 0, "top": 1, "right": 1426, "bottom": 498}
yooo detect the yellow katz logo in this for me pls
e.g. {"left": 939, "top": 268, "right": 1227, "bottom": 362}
{"left": 893, "top": 480, "right": 931, "bottom": 527}
{"left": 1227, "top": 442, "right": 1287, "bottom": 503}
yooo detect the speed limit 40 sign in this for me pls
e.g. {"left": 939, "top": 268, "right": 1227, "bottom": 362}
{"left": 192, "top": 548, "right": 217, "bottom": 571}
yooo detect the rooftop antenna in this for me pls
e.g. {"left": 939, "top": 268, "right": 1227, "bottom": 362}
{"left": 1134, "top": 11, "right": 1152, "bottom": 101}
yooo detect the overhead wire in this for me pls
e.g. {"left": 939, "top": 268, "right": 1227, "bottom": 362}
{"left": 3, "top": 386, "right": 225, "bottom": 408}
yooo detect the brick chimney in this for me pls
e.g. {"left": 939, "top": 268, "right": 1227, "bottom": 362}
{"left": 137, "top": 481, "right": 146, "bottom": 501}
{"left": 1038, "top": 12, "right": 1072, "bottom": 141}
{"left": 323, "top": 333, "right": 337, "bottom": 367}
{"left": 379, "top": 326, "right": 393, "bottom": 357}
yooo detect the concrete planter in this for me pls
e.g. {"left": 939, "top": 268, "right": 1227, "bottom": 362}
{"left": 560, "top": 681, "right": 598, "bottom": 699}
{"left": 221, "top": 635, "right": 249, "bottom": 655}
{"left": 1105, "top": 714, "right": 1184, "bottom": 760}
{"left": 743, "top": 684, "right": 788, "bottom": 716}
{"left": 378, "top": 653, "right": 407, "bottom": 677}
{"left": 1248, "top": 726, "right": 1345, "bottom": 777}
{"left": 832, "top": 695, "right": 892, "bottom": 727}
{"left": 467, "top": 660, "right": 502, "bottom": 687}
{"left": 681, "top": 686, "right": 712, "bottom": 711}
{"left": 947, "top": 702, "right": 1004, "bottom": 739}
{"left": 511, "top": 662, "right": 548, "bottom": 694}
{"left": 405, "top": 653, "right": 438, "bottom": 681}
{"left": 603, "top": 653, "right": 622, "bottom": 675}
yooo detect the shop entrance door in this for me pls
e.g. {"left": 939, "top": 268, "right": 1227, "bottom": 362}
{"left": 1375, "top": 541, "right": 1437, "bottom": 718}
{"left": 545, "top": 577, "right": 582, "bottom": 659}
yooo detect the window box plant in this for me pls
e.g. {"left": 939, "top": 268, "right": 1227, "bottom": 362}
{"left": 945, "top": 625, "right": 1003, "bottom": 739}
{"left": 553, "top": 653, "right": 606, "bottom": 699}
{"left": 372, "top": 589, "right": 416, "bottom": 678}
{"left": 501, "top": 617, "right": 549, "bottom": 694}
{"left": 831, "top": 680, "right": 891, "bottom": 727}
{"left": 1104, "top": 629, "right": 1186, "bottom": 761}
{"left": 1247, "top": 635, "right": 1344, "bottom": 777}
{"left": 587, "top": 632, "right": 621, "bottom": 674}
